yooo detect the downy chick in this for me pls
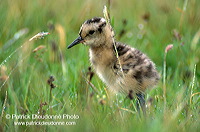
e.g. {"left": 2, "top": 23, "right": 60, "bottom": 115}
{"left": 67, "top": 17, "right": 159, "bottom": 115}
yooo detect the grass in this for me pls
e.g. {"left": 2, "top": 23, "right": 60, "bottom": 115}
{"left": 0, "top": 0, "right": 200, "bottom": 131}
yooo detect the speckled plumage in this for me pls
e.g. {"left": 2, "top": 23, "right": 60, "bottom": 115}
{"left": 68, "top": 17, "right": 160, "bottom": 114}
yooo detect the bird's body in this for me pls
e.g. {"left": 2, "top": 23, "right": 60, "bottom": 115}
{"left": 90, "top": 41, "right": 159, "bottom": 94}
{"left": 68, "top": 17, "right": 159, "bottom": 114}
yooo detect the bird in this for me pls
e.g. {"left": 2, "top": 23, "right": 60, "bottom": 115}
{"left": 67, "top": 17, "right": 159, "bottom": 115}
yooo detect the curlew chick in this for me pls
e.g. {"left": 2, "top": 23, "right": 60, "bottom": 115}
{"left": 67, "top": 17, "right": 159, "bottom": 115}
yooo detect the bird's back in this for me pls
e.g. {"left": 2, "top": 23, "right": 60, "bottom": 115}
{"left": 113, "top": 42, "right": 159, "bottom": 93}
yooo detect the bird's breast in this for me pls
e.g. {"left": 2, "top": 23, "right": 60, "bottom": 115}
{"left": 89, "top": 48, "right": 117, "bottom": 86}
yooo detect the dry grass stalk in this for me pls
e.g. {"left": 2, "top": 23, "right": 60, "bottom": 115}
{"left": 29, "top": 31, "right": 50, "bottom": 41}
{"left": 103, "top": 5, "right": 124, "bottom": 77}
{"left": 32, "top": 45, "right": 46, "bottom": 53}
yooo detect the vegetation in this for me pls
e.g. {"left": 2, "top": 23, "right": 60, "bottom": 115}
{"left": 0, "top": 0, "right": 199, "bottom": 131}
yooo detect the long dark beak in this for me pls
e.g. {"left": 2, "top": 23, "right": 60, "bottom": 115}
{"left": 67, "top": 36, "right": 83, "bottom": 49}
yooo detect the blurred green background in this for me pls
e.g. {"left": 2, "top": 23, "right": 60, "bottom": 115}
{"left": 0, "top": 0, "right": 199, "bottom": 131}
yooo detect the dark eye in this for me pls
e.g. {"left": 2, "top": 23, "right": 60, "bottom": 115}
{"left": 89, "top": 30, "right": 95, "bottom": 35}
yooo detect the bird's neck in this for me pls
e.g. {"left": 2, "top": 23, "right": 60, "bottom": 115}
{"left": 89, "top": 41, "right": 116, "bottom": 67}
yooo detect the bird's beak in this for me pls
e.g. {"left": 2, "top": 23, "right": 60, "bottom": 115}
{"left": 67, "top": 36, "right": 84, "bottom": 49}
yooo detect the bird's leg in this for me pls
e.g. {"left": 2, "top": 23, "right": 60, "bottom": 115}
{"left": 136, "top": 93, "right": 146, "bottom": 116}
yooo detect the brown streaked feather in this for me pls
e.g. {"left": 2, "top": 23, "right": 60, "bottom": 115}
{"left": 111, "top": 42, "right": 159, "bottom": 93}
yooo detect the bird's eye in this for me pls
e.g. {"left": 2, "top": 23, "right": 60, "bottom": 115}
{"left": 89, "top": 30, "right": 95, "bottom": 35}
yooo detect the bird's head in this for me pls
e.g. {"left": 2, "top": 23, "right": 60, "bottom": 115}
{"left": 67, "top": 17, "right": 114, "bottom": 49}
